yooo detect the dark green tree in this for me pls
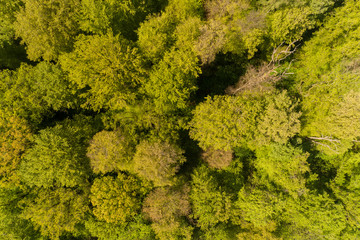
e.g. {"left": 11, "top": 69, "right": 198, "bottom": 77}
{"left": 20, "top": 115, "right": 97, "bottom": 188}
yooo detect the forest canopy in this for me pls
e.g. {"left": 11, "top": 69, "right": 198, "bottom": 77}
{"left": 1, "top": 0, "right": 359, "bottom": 239}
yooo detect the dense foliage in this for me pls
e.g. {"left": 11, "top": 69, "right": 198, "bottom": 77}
{"left": 1, "top": 0, "right": 359, "bottom": 239}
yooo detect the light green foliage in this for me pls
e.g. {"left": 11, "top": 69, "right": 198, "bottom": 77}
{"left": 327, "top": 91, "right": 360, "bottom": 140}
{"left": 133, "top": 140, "right": 186, "bottom": 186}
{"left": 60, "top": 33, "right": 144, "bottom": 111}
{"left": 282, "top": 193, "right": 348, "bottom": 239}
{"left": 20, "top": 186, "right": 89, "bottom": 240}
{"left": 144, "top": 48, "right": 200, "bottom": 112}
{"left": 267, "top": 7, "right": 315, "bottom": 45}
{"left": 256, "top": 91, "right": 301, "bottom": 145}
{"left": 190, "top": 165, "right": 233, "bottom": 229}
{"left": 174, "top": 16, "right": 202, "bottom": 52}
{"left": 90, "top": 174, "right": 149, "bottom": 224}
{"left": 233, "top": 187, "right": 285, "bottom": 236}
{"left": 296, "top": 0, "right": 360, "bottom": 154}
{"left": 0, "top": 112, "right": 31, "bottom": 188}
{"left": 189, "top": 94, "right": 263, "bottom": 151}
{"left": 14, "top": 0, "right": 81, "bottom": 61}
{"left": 87, "top": 130, "right": 136, "bottom": 173}
{"left": 0, "top": 62, "right": 78, "bottom": 125}
{"left": 77, "top": 0, "right": 154, "bottom": 39}
{"left": 137, "top": 0, "right": 203, "bottom": 61}
{"left": 85, "top": 215, "right": 155, "bottom": 240}
{"left": 331, "top": 153, "right": 360, "bottom": 226}
{"left": 137, "top": 12, "right": 176, "bottom": 61}
{"left": 20, "top": 115, "right": 97, "bottom": 188}
{"left": 255, "top": 144, "right": 310, "bottom": 197}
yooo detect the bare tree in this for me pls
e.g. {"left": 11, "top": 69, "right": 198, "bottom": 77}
{"left": 226, "top": 41, "right": 299, "bottom": 95}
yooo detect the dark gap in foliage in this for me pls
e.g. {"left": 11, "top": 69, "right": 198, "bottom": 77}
{"left": 196, "top": 53, "right": 246, "bottom": 100}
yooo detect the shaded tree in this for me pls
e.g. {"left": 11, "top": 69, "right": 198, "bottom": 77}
{"left": 0, "top": 187, "right": 42, "bottom": 239}
{"left": 190, "top": 165, "right": 233, "bottom": 229}
{"left": 19, "top": 186, "right": 89, "bottom": 240}
{"left": 0, "top": 62, "right": 79, "bottom": 125}
{"left": 20, "top": 115, "right": 97, "bottom": 188}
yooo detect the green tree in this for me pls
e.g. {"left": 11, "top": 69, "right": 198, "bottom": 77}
{"left": 295, "top": 0, "right": 360, "bottom": 154}
{"left": 0, "top": 0, "right": 22, "bottom": 46}
{"left": 87, "top": 129, "right": 136, "bottom": 174}
{"left": 256, "top": 91, "right": 301, "bottom": 145}
{"left": 85, "top": 215, "right": 155, "bottom": 240}
{"left": 77, "top": 0, "right": 158, "bottom": 39}
{"left": 267, "top": 7, "right": 315, "bottom": 45}
{"left": 254, "top": 144, "right": 310, "bottom": 198}
{"left": 133, "top": 140, "right": 186, "bottom": 186}
{"left": 20, "top": 115, "right": 97, "bottom": 188}
{"left": 232, "top": 186, "right": 286, "bottom": 238}
{"left": 190, "top": 165, "right": 233, "bottom": 229}
{"left": 137, "top": 0, "right": 203, "bottom": 62}
{"left": 144, "top": 48, "right": 200, "bottom": 112}
{"left": 0, "top": 62, "right": 79, "bottom": 125}
{"left": 281, "top": 192, "right": 348, "bottom": 239}
{"left": 331, "top": 153, "right": 360, "bottom": 227}
{"left": 90, "top": 174, "right": 149, "bottom": 224}
{"left": 189, "top": 94, "right": 263, "bottom": 151}
{"left": 19, "top": 186, "right": 89, "bottom": 240}
{"left": 0, "top": 187, "right": 42, "bottom": 239}
{"left": 60, "top": 33, "right": 145, "bottom": 111}
{"left": 14, "top": 0, "right": 81, "bottom": 61}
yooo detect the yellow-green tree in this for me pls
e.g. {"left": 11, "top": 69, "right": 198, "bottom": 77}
{"left": 14, "top": 0, "right": 81, "bottom": 61}
{"left": 20, "top": 186, "right": 89, "bottom": 240}
{"left": 133, "top": 140, "right": 186, "bottom": 186}
{"left": 20, "top": 115, "right": 97, "bottom": 188}
{"left": 60, "top": 33, "right": 145, "bottom": 111}
{"left": 90, "top": 174, "right": 149, "bottom": 224}
{"left": 0, "top": 111, "right": 31, "bottom": 188}
{"left": 143, "top": 185, "right": 193, "bottom": 240}
{"left": 87, "top": 129, "right": 136, "bottom": 174}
